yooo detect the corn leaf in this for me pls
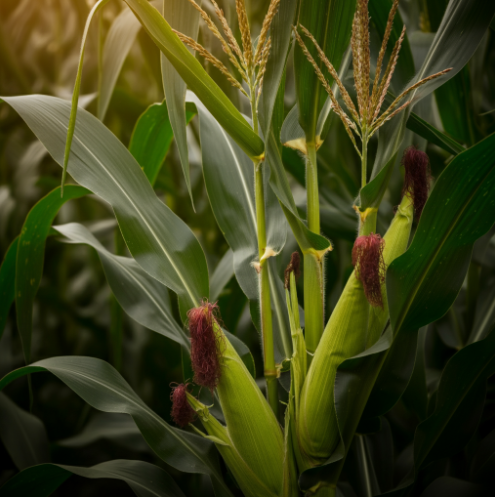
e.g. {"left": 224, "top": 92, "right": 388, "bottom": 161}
{"left": 0, "top": 357, "right": 233, "bottom": 497}
{"left": 97, "top": 2, "right": 161, "bottom": 121}
{"left": 0, "top": 238, "right": 18, "bottom": 340}
{"left": 53, "top": 223, "right": 189, "bottom": 349}
{"left": 2, "top": 95, "right": 209, "bottom": 314}
{"left": 388, "top": 131, "right": 495, "bottom": 336}
{"left": 15, "top": 185, "right": 89, "bottom": 363}
{"left": 129, "top": 100, "right": 196, "bottom": 186}
{"left": 0, "top": 460, "right": 186, "bottom": 497}
{"left": 0, "top": 393, "right": 50, "bottom": 471}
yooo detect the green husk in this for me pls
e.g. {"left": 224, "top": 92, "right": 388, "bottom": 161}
{"left": 212, "top": 320, "right": 285, "bottom": 494}
{"left": 186, "top": 394, "right": 280, "bottom": 497}
{"left": 366, "top": 194, "right": 414, "bottom": 347}
{"left": 297, "top": 269, "right": 369, "bottom": 465}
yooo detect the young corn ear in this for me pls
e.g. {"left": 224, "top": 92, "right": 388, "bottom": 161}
{"left": 297, "top": 269, "right": 370, "bottom": 465}
{"left": 188, "top": 301, "right": 284, "bottom": 494}
{"left": 366, "top": 148, "right": 430, "bottom": 347}
{"left": 185, "top": 394, "right": 281, "bottom": 497}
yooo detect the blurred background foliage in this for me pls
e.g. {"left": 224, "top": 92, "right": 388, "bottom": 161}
{"left": 1, "top": 0, "right": 495, "bottom": 495}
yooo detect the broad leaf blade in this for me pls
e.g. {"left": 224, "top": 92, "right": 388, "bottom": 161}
{"left": 0, "top": 357, "right": 231, "bottom": 495}
{"left": 161, "top": 0, "right": 201, "bottom": 206}
{"left": 2, "top": 95, "right": 209, "bottom": 312}
{"left": 0, "top": 393, "right": 50, "bottom": 471}
{"left": 53, "top": 223, "right": 189, "bottom": 349}
{"left": 0, "top": 460, "right": 186, "bottom": 497}
{"left": 0, "top": 238, "right": 18, "bottom": 340}
{"left": 388, "top": 132, "right": 495, "bottom": 336}
{"left": 15, "top": 185, "right": 89, "bottom": 362}
{"left": 129, "top": 100, "right": 196, "bottom": 186}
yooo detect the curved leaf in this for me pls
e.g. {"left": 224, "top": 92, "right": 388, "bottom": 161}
{"left": 414, "top": 325, "right": 495, "bottom": 468}
{"left": 388, "top": 132, "right": 495, "bottom": 336}
{"left": 15, "top": 185, "right": 89, "bottom": 362}
{"left": 0, "top": 238, "right": 18, "bottom": 341}
{"left": 0, "top": 393, "right": 50, "bottom": 471}
{"left": 0, "top": 460, "right": 186, "bottom": 497}
{"left": 129, "top": 100, "right": 196, "bottom": 186}
{"left": 0, "top": 357, "right": 231, "bottom": 496}
{"left": 161, "top": 0, "right": 201, "bottom": 206}
{"left": 1, "top": 95, "right": 209, "bottom": 313}
{"left": 53, "top": 223, "right": 189, "bottom": 349}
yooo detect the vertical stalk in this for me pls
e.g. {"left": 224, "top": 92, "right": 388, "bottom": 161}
{"left": 304, "top": 143, "right": 324, "bottom": 358}
{"left": 251, "top": 92, "right": 278, "bottom": 415}
{"left": 358, "top": 129, "right": 377, "bottom": 237}
{"left": 361, "top": 128, "right": 368, "bottom": 188}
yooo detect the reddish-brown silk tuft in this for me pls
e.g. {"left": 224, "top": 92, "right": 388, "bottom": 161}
{"left": 284, "top": 251, "right": 301, "bottom": 289}
{"left": 401, "top": 146, "right": 431, "bottom": 218}
{"left": 188, "top": 301, "right": 222, "bottom": 391}
{"left": 171, "top": 384, "right": 195, "bottom": 427}
{"left": 352, "top": 233, "right": 386, "bottom": 307}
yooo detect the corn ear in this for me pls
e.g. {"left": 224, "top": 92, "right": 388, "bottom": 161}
{"left": 186, "top": 394, "right": 280, "bottom": 497}
{"left": 213, "top": 319, "right": 285, "bottom": 494}
{"left": 297, "top": 271, "right": 369, "bottom": 465}
{"left": 366, "top": 194, "right": 414, "bottom": 347}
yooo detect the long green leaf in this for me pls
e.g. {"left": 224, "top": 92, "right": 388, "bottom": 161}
{"left": 0, "top": 357, "right": 232, "bottom": 496}
{"left": 0, "top": 238, "right": 18, "bottom": 341}
{"left": 129, "top": 100, "right": 196, "bottom": 186}
{"left": 53, "top": 223, "right": 189, "bottom": 349}
{"left": 15, "top": 185, "right": 89, "bottom": 363}
{"left": 388, "top": 132, "right": 495, "bottom": 336}
{"left": 161, "top": 0, "right": 201, "bottom": 206}
{"left": 122, "top": 0, "right": 263, "bottom": 160}
{"left": 0, "top": 393, "right": 50, "bottom": 471}
{"left": 62, "top": 0, "right": 111, "bottom": 194}
{"left": 2, "top": 95, "right": 209, "bottom": 313}
{"left": 0, "top": 460, "right": 186, "bottom": 497}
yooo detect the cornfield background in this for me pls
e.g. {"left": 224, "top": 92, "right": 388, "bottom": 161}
{"left": 1, "top": 0, "right": 495, "bottom": 496}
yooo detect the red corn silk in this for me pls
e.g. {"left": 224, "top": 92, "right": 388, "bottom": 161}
{"left": 401, "top": 146, "right": 431, "bottom": 218}
{"left": 284, "top": 251, "right": 301, "bottom": 289}
{"left": 170, "top": 383, "right": 195, "bottom": 427}
{"left": 352, "top": 233, "right": 386, "bottom": 308}
{"left": 188, "top": 301, "right": 222, "bottom": 391}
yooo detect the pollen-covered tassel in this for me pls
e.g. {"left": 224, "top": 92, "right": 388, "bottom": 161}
{"left": 188, "top": 301, "right": 222, "bottom": 391}
{"left": 352, "top": 233, "right": 386, "bottom": 308}
{"left": 402, "top": 146, "right": 431, "bottom": 218}
{"left": 170, "top": 384, "right": 196, "bottom": 427}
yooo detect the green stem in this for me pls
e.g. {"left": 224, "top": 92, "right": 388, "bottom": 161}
{"left": 251, "top": 91, "right": 278, "bottom": 415}
{"left": 304, "top": 143, "right": 324, "bottom": 357}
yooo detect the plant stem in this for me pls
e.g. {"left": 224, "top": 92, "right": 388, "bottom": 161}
{"left": 305, "top": 143, "right": 324, "bottom": 358}
{"left": 251, "top": 90, "right": 278, "bottom": 415}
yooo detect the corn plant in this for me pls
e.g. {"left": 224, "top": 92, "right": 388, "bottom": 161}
{"left": 1, "top": 0, "right": 495, "bottom": 496}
